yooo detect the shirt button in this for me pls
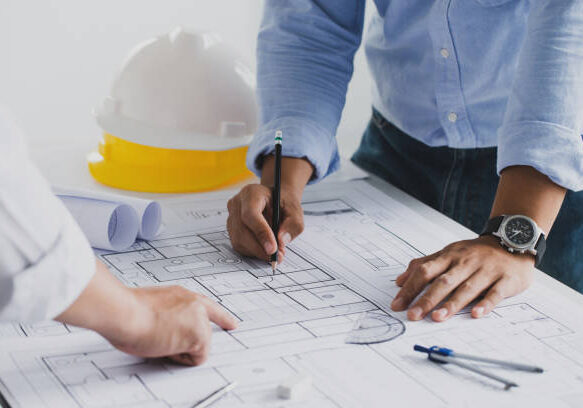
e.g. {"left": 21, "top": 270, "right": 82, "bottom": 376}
{"left": 440, "top": 48, "right": 450, "bottom": 58}
{"left": 448, "top": 112, "right": 458, "bottom": 123}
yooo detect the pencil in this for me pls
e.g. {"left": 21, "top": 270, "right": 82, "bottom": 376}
{"left": 270, "top": 130, "right": 283, "bottom": 272}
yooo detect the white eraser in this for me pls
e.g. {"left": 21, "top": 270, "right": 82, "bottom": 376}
{"left": 276, "top": 372, "right": 312, "bottom": 400}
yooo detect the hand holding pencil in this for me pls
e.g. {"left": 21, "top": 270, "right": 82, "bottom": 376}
{"left": 226, "top": 134, "right": 314, "bottom": 267}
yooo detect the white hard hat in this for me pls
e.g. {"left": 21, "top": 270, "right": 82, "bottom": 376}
{"left": 89, "top": 27, "right": 257, "bottom": 192}
{"left": 95, "top": 27, "right": 257, "bottom": 151}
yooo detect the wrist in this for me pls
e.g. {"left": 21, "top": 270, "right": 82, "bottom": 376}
{"left": 260, "top": 156, "right": 313, "bottom": 199}
{"left": 478, "top": 234, "right": 536, "bottom": 265}
{"left": 98, "top": 287, "right": 148, "bottom": 346}
{"left": 55, "top": 260, "right": 146, "bottom": 344}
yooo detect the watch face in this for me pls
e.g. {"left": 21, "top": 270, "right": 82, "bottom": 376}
{"left": 504, "top": 216, "right": 535, "bottom": 247}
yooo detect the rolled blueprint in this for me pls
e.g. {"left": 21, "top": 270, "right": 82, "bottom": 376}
{"left": 53, "top": 187, "right": 162, "bottom": 240}
{"left": 59, "top": 196, "right": 139, "bottom": 251}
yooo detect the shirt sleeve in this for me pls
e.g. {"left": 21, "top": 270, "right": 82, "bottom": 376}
{"left": 247, "top": 0, "right": 366, "bottom": 182}
{"left": 0, "top": 107, "right": 96, "bottom": 322}
{"left": 497, "top": 1, "right": 583, "bottom": 191}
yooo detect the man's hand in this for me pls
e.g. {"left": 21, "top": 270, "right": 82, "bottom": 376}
{"left": 227, "top": 184, "right": 304, "bottom": 261}
{"left": 227, "top": 157, "right": 313, "bottom": 263}
{"left": 57, "top": 260, "right": 238, "bottom": 366}
{"left": 391, "top": 235, "right": 534, "bottom": 321}
{"left": 391, "top": 166, "right": 565, "bottom": 322}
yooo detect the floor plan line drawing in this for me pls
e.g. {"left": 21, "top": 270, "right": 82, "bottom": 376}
{"left": 0, "top": 321, "right": 83, "bottom": 339}
{"left": 4, "top": 296, "right": 580, "bottom": 408}
{"left": 95, "top": 199, "right": 411, "bottom": 349}
{"left": 1, "top": 181, "right": 583, "bottom": 407}
{"left": 15, "top": 346, "right": 348, "bottom": 408}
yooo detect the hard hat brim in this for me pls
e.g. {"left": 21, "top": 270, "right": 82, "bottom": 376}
{"left": 88, "top": 134, "right": 254, "bottom": 193}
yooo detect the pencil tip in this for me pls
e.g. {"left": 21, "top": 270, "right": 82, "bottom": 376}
{"left": 270, "top": 261, "right": 277, "bottom": 272}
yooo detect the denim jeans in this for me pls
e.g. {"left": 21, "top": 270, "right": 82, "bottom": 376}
{"left": 352, "top": 109, "right": 583, "bottom": 293}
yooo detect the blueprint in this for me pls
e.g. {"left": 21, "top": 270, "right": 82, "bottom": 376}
{"left": 1, "top": 181, "right": 583, "bottom": 407}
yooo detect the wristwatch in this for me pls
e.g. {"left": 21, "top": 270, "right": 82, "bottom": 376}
{"left": 480, "top": 215, "right": 547, "bottom": 267}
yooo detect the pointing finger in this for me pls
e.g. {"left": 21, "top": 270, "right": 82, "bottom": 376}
{"left": 200, "top": 297, "right": 239, "bottom": 330}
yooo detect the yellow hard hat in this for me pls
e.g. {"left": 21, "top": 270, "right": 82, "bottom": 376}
{"left": 88, "top": 27, "right": 257, "bottom": 193}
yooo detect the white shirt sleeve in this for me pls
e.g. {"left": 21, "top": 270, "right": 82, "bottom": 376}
{"left": 0, "top": 107, "right": 95, "bottom": 322}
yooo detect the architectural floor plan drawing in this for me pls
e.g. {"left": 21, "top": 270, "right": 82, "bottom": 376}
{"left": 99, "top": 215, "right": 409, "bottom": 345}
{"left": 0, "top": 321, "right": 78, "bottom": 339}
{"left": 1, "top": 181, "right": 583, "bottom": 407}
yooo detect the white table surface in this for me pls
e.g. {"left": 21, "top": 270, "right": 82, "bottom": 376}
{"left": 32, "top": 143, "right": 583, "bottom": 309}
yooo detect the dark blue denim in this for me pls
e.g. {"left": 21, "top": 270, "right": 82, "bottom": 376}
{"left": 352, "top": 109, "right": 583, "bottom": 293}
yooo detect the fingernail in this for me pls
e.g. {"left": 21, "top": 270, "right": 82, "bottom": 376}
{"left": 391, "top": 297, "right": 405, "bottom": 310}
{"left": 263, "top": 241, "right": 275, "bottom": 254}
{"left": 434, "top": 308, "right": 448, "bottom": 320}
{"left": 473, "top": 306, "right": 484, "bottom": 318}
{"left": 409, "top": 306, "right": 423, "bottom": 320}
{"left": 282, "top": 232, "right": 292, "bottom": 246}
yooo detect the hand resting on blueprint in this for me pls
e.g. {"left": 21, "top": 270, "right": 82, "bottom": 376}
{"left": 56, "top": 260, "right": 238, "bottom": 366}
{"left": 391, "top": 235, "right": 535, "bottom": 321}
{"left": 391, "top": 166, "right": 565, "bottom": 322}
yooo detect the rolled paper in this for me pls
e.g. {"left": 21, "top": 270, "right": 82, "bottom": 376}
{"left": 58, "top": 196, "right": 138, "bottom": 251}
{"left": 53, "top": 187, "right": 162, "bottom": 240}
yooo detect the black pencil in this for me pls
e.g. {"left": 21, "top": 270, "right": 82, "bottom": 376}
{"left": 270, "top": 130, "right": 283, "bottom": 272}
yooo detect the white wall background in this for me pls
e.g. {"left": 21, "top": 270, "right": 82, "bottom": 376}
{"left": 0, "top": 1, "right": 372, "bottom": 160}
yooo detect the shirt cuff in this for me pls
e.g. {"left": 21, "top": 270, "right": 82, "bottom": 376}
{"left": 497, "top": 121, "right": 583, "bottom": 191}
{"left": 246, "top": 117, "right": 340, "bottom": 184}
{"left": 0, "top": 205, "right": 96, "bottom": 322}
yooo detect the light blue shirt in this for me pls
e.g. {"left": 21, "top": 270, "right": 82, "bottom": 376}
{"left": 247, "top": 0, "right": 583, "bottom": 191}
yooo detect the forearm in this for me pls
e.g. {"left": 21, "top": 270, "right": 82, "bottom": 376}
{"left": 55, "top": 259, "right": 140, "bottom": 343}
{"left": 491, "top": 165, "right": 566, "bottom": 234}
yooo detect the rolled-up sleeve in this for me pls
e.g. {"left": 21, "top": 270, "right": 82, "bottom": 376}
{"left": 497, "top": 1, "right": 583, "bottom": 191}
{"left": 247, "top": 0, "right": 366, "bottom": 182}
{"left": 0, "top": 108, "right": 95, "bottom": 322}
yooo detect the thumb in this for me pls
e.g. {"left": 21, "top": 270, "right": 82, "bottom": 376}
{"left": 278, "top": 204, "right": 304, "bottom": 249}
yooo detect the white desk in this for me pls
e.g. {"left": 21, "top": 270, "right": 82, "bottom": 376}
{"left": 1, "top": 144, "right": 579, "bottom": 408}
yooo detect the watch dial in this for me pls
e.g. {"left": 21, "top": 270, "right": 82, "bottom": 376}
{"left": 504, "top": 217, "right": 535, "bottom": 246}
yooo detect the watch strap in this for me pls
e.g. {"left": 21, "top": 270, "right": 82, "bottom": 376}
{"left": 480, "top": 215, "right": 504, "bottom": 236}
{"left": 534, "top": 233, "right": 547, "bottom": 267}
